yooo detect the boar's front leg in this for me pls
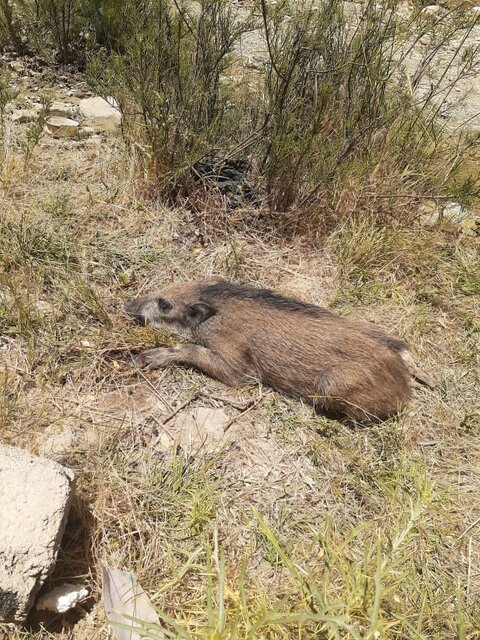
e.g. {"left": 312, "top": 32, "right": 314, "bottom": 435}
{"left": 133, "top": 344, "right": 247, "bottom": 387}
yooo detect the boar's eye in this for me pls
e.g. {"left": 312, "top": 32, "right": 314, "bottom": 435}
{"left": 157, "top": 298, "right": 172, "bottom": 312}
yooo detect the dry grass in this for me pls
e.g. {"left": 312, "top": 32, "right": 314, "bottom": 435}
{"left": 1, "top": 61, "right": 480, "bottom": 639}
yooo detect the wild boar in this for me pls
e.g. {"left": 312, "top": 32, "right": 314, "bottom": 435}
{"left": 124, "top": 279, "right": 430, "bottom": 423}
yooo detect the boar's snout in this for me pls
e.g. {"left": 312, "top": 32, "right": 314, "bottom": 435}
{"left": 123, "top": 299, "right": 147, "bottom": 325}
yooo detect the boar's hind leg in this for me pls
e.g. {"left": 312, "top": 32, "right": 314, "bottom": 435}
{"left": 313, "top": 368, "right": 372, "bottom": 423}
{"left": 134, "top": 344, "right": 246, "bottom": 387}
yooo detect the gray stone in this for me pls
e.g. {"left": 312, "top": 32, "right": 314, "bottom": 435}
{"left": 420, "top": 34, "right": 432, "bottom": 46}
{"left": 10, "top": 106, "right": 42, "bottom": 124}
{"left": 0, "top": 445, "right": 75, "bottom": 623}
{"left": 49, "top": 101, "right": 76, "bottom": 119}
{"left": 442, "top": 201, "right": 467, "bottom": 224}
{"left": 421, "top": 4, "right": 441, "bottom": 15}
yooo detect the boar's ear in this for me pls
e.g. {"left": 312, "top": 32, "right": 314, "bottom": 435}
{"left": 187, "top": 302, "right": 216, "bottom": 324}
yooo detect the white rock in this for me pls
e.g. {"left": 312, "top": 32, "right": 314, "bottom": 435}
{"left": 0, "top": 445, "right": 75, "bottom": 622}
{"left": 420, "top": 34, "right": 432, "bottom": 46}
{"left": 443, "top": 201, "right": 466, "bottom": 223}
{"left": 45, "top": 116, "right": 80, "bottom": 138}
{"left": 36, "top": 583, "right": 88, "bottom": 613}
{"left": 421, "top": 4, "right": 441, "bottom": 15}
{"left": 11, "top": 106, "right": 42, "bottom": 124}
{"left": 78, "top": 96, "right": 121, "bottom": 131}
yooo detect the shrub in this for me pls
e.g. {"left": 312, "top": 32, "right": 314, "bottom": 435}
{"left": 2, "top": 0, "right": 477, "bottom": 230}
{"left": 81, "top": 0, "right": 130, "bottom": 50}
{"left": 0, "top": 0, "right": 27, "bottom": 52}
{"left": 253, "top": 0, "right": 480, "bottom": 232}
{"left": 84, "top": 0, "right": 479, "bottom": 233}
{"left": 37, "top": 0, "right": 83, "bottom": 63}
{"left": 0, "top": 0, "right": 85, "bottom": 62}
{"left": 87, "top": 0, "right": 257, "bottom": 197}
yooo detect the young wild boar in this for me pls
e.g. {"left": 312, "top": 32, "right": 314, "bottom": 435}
{"left": 124, "top": 279, "right": 429, "bottom": 423}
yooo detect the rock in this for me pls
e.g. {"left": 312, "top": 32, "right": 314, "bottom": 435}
{"left": 78, "top": 96, "right": 121, "bottom": 131}
{"left": 36, "top": 583, "right": 88, "bottom": 613}
{"left": 418, "top": 200, "right": 440, "bottom": 226}
{"left": 421, "top": 200, "right": 470, "bottom": 226}
{"left": 49, "top": 101, "right": 76, "bottom": 119}
{"left": 45, "top": 116, "right": 80, "bottom": 138}
{"left": 9, "top": 61, "right": 25, "bottom": 73}
{"left": 10, "top": 107, "right": 41, "bottom": 124}
{"left": 420, "top": 34, "right": 432, "bottom": 46}
{"left": 0, "top": 445, "right": 75, "bottom": 622}
{"left": 38, "top": 425, "right": 76, "bottom": 461}
{"left": 421, "top": 4, "right": 441, "bottom": 15}
{"left": 442, "top": 201, "right": 467, "bottom": 223}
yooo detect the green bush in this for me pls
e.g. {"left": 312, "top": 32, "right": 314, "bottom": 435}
{"left": 36, "top": 0, "right": 83, "bottom": 63}
{"left": 81, "top": 0, "right": 125, "bottom": 50}
{"left": 0, "top": 0, "right": 84, "bottom": 62}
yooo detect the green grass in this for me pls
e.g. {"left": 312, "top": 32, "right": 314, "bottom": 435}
{"left": 68, "top": 437, "right": 475, "bottom": 639}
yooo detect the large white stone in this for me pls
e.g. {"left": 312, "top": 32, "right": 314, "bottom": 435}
{"left": 442, "top": 201, "right": 467, "bottom": 224}
{"left": 78, "top": 96, "right": 121, "bottom": 131}
{"left": 0, "top": 445, "right": 75, "bottom": 622}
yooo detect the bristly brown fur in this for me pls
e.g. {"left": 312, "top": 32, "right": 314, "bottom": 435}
{"left": 124, "top": 279, "right": 416, "bottom": 423}
{"left": 200, "top": 281, "right": 335, "bottom": 316}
